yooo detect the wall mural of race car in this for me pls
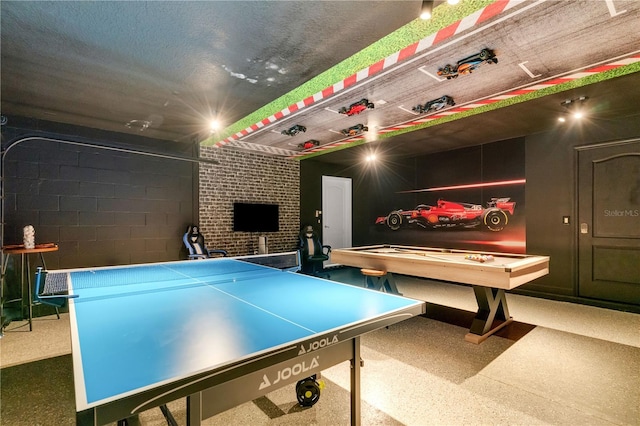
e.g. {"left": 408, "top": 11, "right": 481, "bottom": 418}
{"left": 437, "top": 48, "right": 498, "bottom": 79}
{"left": 375, "top": 198, "right": 515, "bottom": 232}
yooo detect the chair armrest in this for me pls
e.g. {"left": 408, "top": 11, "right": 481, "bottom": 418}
{"left": 322, "top": 245, "right": 331, "bottom": 256}
{"left": 188, "top": 254, "right": 208, "bottom": 260}
{"left": 207, "top": 249, "right": 228, "bottom": 257}
{"left": 40, "top": 294, "right": 79, "bottom": 299}
{"left": 36, "top": 293, "right": 78, "bottom": 309}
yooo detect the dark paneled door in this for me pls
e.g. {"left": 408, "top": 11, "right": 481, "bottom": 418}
{"left": 577, "top": 139, "right": 640, "bottom": 305}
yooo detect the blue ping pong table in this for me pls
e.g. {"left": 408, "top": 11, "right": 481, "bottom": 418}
{"left": 36, "top": 252, "right": 425, "bottom": 425}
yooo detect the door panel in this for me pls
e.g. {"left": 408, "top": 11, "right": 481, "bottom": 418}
{"left": 577, "top": 140, "right": 640, "bottom": 305}
{"left": 322, "top": 176, "right": 352, "bottom": 265}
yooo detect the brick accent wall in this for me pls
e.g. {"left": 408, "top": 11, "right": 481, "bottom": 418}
{"left": 199, "top": 146, "right": 300, "bottom": 256}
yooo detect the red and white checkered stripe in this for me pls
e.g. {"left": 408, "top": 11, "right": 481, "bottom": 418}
{"left": 214, "top": 0, "right": 526, "bottom": 148}
{"left": 290, "top": 54, "right": 640, "bottom": 159}
{"left": 376, "top": 55, "right": 640, "bottom": 133}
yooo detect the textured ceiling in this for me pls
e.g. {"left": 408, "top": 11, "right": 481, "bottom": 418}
{"left": 1, "top": 1, "right": 420, "bottom": 142}
{"left": 1, "top": 1, "right": 639, "bottom": 163}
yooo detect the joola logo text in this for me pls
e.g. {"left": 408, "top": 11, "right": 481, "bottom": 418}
{"left": 298, "top": 335, "right": 339, "bottom": 355}
{"left": 258, "top": 356, "right": 319, "bottom": 390}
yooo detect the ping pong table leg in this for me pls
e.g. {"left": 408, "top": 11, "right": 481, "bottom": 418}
{"left": 350, "top": 336, "right": 361, "bottom": 426}
{"left": 159, "top": 404, "right": 178, "bottom": 426}
{"left": 187, "top": 393, "right": 202, "bottom": 426}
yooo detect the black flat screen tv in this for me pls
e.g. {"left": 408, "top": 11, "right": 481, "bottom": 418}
{"left": 233, "top": 202, "right": 279, "bottom": 232}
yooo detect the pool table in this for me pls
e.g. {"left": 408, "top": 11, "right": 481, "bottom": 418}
{"left": 331, "top": 245, "right": 550, "bottom": 343}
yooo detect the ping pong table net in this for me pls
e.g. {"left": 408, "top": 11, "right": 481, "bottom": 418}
{"left": 35, "top": 251, "right": 302, "bottom": 295}
{"left": 33, "top": 266, "right": 78, "bottom": 311}
{"left": 236, "top": 251, "right": 301, "bottom": 272}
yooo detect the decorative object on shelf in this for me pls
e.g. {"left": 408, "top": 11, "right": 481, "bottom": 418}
{"left": 23, "top": 225, "right": 35, "bottom": 249}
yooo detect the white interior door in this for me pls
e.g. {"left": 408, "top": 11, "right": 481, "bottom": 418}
{"left": 322, "top": 176, "right": 352, "bottom": 266}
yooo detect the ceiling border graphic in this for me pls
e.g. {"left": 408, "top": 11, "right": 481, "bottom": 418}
{"left": 212, "top": 0, "right": 525, "bottom": 150}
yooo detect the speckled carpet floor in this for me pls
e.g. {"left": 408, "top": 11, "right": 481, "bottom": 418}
{"left": 2, "top": 268, "right": 639, "bottom": 425}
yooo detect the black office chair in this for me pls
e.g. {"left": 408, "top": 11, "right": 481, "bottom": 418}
{"left": 33, "top": 266, "right": 78, "bottom": 320}
{"left": 297, "top": 225, "right": 331, "bottom": 276}
{"left": 183, "top": 225, "right": 228, "bottom": 260}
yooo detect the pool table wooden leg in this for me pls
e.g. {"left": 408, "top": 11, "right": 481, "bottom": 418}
{"left": 465, "top": 287, "right": 513, "bottom": 344}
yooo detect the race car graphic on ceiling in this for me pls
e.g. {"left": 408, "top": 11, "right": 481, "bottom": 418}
{"left": 437, "top": 48, "right": 498, "bottom": 79}
{"left": 339, "top": 98, "right": 375, "bottom": 116}
{"left": 412, "top": 95, "right": 455, "bottom": 114}
{"left": 281, "top": 124, "right": 307, "bottom": 136}
{"left": 376, "top": 198, "right": 515, "bottom": 232}
{"left": 341, "top": 124, "right": 368, "bottom": 136}
{"left": 298, "top": 139, "right": 320, "bottom": 150}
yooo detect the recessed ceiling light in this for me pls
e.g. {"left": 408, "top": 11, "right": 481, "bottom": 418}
{"left": 420, "top": 0, "right": 433, "bottom": 19}
{"left": 559, "top": 96, "right": 588, "bottom": 122}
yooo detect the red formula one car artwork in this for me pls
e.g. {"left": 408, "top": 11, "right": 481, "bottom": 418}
{"left": 298, "top": 139, "right": 319, "bottom": 150}
{"left": 376, "top": 198, "right": 515, "bottom": 232}
{"left": 339, "top": 98, "right": 374, "bottom": 116}
{"left": 412, "top": 95, "right": 455, "bottom": 114}
{"left": 437, "top": 48, "right": 498, "bottom": 79}
{"left": 341, "top": 124, "right": 368, "bottom": 136}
